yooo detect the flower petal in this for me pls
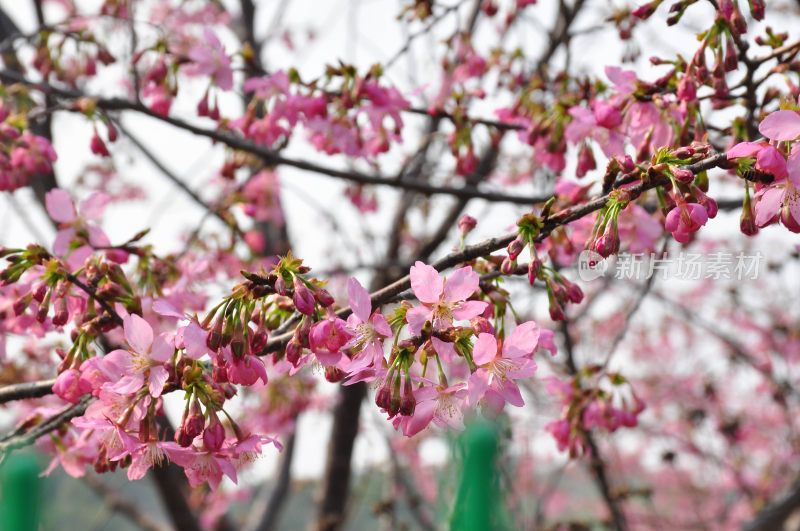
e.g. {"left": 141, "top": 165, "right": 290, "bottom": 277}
{"left": 755, "top": 186, "right": 784, "bottom": 227}
{"left": 431, "top": 337, "right": 457, "bottom": 363}
{"left": 443, "top": 266, "right": 480, "bottom": 302}
{"left": 503, "top": 321, "right": 541, "bottom": 358}
{"left": 148, "top": 367, "right": 169, "bottom": 397}
{"left": 45, "top": 189, "right": 76, "bottom": 223}
{"left": 410, "top": 261, "right": 443, "bottom": 304}
{"left": 452, "top": 300, "right": 488, "bottom": 321}
{"left": 150, "top": 334, "right": 174, "bottom": 363}
{"left": 759, "top": 110, "right": 800, "bottom": 141}
{"left": 467, "top": 369, "right": 490, "bottom": 407}
{"left": 726, "top": 141, "right": 764, "bottom": 159}
{"left": 124, "top": 314, "right": 153, "bottom": 354}
{"left": 79, "top": 192, "right": 110, "bottom": 220}
{"left": 405, "top": 306, "right": 432, "bottom": 335}
{"left": 472, "top": 333, "right": 497, "bottom": 366}
{"left": 371, "top": 313, "right": 392, "bottom": 337}
{"left": 347, "top": 277, "right": 371, "bottom": 322}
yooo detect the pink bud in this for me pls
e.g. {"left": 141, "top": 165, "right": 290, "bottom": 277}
{"left": 677, "top": 76, "right": 696, "bottom": 102}
{"left": 292, "top": 277, "right": 316, "bottom": 315}
{"left": 501, "top": 257, "right": 516, "bottom": 275}
{"left": 458, "top": 214, "right": 477, "bottom": 237}
{"left": 471, "top": 316, "right": 494, "bottom": 335}
{"left": 286, "top": 338, "right": 303, "bottom": 366}
{"left": 53, "top": 369, "right": 92, "bottom": 403}
{"left": 183, "top": 400, "right": 205, "bottom": 438}
{"left": 507, "top": 235, "right": 525, "bottom": 260}
{"left": 90, "top": 132, "right": 110, "bottom": 157}
{"left": 314, "top": 287, "right": 335, "bottom": 307}
{"left": 399, "top": 377, "right": 416, "bottom": 416}
{"left": 672, "top": 167, "right": 695, "bottom": 184}
{"left": 528, "top": 259, "right": 542, "bottom": 285}
{"left": 203, "top": 411, "right": 226, "bottom": 451}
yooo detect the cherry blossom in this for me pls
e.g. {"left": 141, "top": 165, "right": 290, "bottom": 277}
{"left": 468, "top": 321, "right": 541, "bottom": 415}
{"left": 405, "top": 262, "right": 488, "bottom": 334}
{"left": 100, "top": 314, "right": 174, "bottom": 397}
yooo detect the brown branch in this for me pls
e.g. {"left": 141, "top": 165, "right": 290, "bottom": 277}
{"left": 151, "top": 416, "right": 203, "bottom": 531}
{"left": 314, "top": 382, "right": 367, "bottom": 531}
{"left": 743, "top": 478, "right": 800, "bottom": 531}
{"left": 244, "top": 431, "right": 296, "bottom": 531}
{"left": 0, "top": 379, "right": 55, "bottom": 404}
{"left": 533, "top": 0, "right": 587, "bottom": 75}
{"left": 0, "top": 396, "right": 92, "bottom": 461}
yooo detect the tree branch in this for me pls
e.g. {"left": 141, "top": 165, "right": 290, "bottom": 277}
{"left": 0, "top": 68, "right": 552, "bottom": 205}
{"left": 0, "top": 379, "right": 55, "bottom": 404}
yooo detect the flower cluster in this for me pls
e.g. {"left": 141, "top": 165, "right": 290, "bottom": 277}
{"left": 728, "top": 108, "right": 800, "bottom": 233}
{"left": 544, "top": 372, "right": 645, "bottom": 457}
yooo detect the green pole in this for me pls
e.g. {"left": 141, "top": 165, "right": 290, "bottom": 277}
{"left": 450, "top": 418, "right": 508, "bottom": 531}
{"left": 0, "top": 452, "right": 42, "bottom": 531}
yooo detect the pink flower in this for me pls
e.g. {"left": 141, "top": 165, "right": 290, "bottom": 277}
{"left": 225, "top": 350, "right": 268, "bottom": 386}
{"left": 45, "top": 188, "right": 114, "bottom": 269}
{"left": 467, "top": 321, "right": 540, "bottom": 414}
{"left": 664, "top": 203, "right": 708, "bottom": 243}
{"left": 343, "top": 278, "right": 391, "bottom": 371}
{"left": 393, "top": 381, "right": 468, "bottom": 437}
{"left": 565, "top": 103, "right": 625, "bottom": 158}
{"left": 170, "top": 447, "right": 238, "bottom": 490}
{"left": 101, "top": 314, "right": 174, "bottom": 397}
{"left": 405, "top": 262, "right": 488, "bottom": 335}
{"left": 115, "top": 429, "right": 187, "bottom": 481}
{"left": 309, "top": 317, "right": 351, "bottom": 368}
{"left": 727, "top": 141, "right": 788, "bottom": 181}
{"left": 184, "top": 29, "right": 233, "bottom": 91}
{"left": 753, "top": 145, "right": 800, "bottom": 232}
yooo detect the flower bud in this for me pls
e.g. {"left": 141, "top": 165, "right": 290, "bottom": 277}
{"left": 399, "top": 377, "right": 416, "bottom": 416}
{"left": 740, "top": 194, "right": 758, "bottom": 236}
{"left": 12, "top": 293, "right": 31, "bottom": 316}
{"left": 174, "top": 426, "right": 194, "bottom": 447}
{"left": 314, "top": 287, "right": 335, "bottom": 307}
{"left": 561, "top": 279, "right": 584, "bottom": 304}
{"left": 471, "top": 316, "right": 494, "bottom": 335}
{"left": 274, "top": 275, "right": 286, "bottom": 295}
{"left": 324, "top": 366, "right": 346, "bottom": 383}
{"left": 507, "top": 235, "right": 525, "bottom": 260}
{"left": 375, "top": 380, "right": 392, "bottom": 410}
{"left": 292, "top": 277, "right": 316, "bottom": 315}
{"left": 286, "top": 338, "right": 303, "bottom": 366}
{"left": 203, "top": 411, "right": 225, "bottom": 452}
{"left": 672, "top": 166, "right": 695, "bottom": 184}
{"left": 458, "top": 214, "right": 477, "bottom": 237}
{"left": 206, "top": 315, "right": 224, "bottom": 351}
{"left": 52, "top": 296, "right": 69, "bottom": 326}
{"left": 549, "top": 300, "right": 566, "bottom": 322}
{"left": 528, "top": 259, "right": 542, "bottom": 285}
{"left": 184, "top": 400, "right": 205, "bottom": 439}
{"left": 231, "top": 325, "right": 246, "bottom": 359}
{"left": 501, "top": 257, "right": 516, "bottom": 275}
{"left": 250, "top": 328, "right": 268, "bottom": 353}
